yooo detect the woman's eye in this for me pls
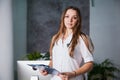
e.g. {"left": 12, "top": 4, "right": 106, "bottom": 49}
{"left": 73, "top": 16, "right": 77, "bottom": 19}
{"left": 65, "top": 16, "right": 69, "bottom": 18}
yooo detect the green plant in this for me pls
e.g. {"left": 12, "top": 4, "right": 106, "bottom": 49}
{"left": 23, "top": 51, "right": 50, "bottom": 60}
{"left": 88, "top": 59, "right": 120, "bottom": 80}
{"left": 42, "top": 52, "right": 50, "bottom": 60}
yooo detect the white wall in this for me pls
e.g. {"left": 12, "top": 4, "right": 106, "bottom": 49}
{"left": 13, "top": 0, "right": 27, "bottom": 61}
{"left": 90, "top": 0, "right": 120, "bottom": 66}
{"left": 0, "top": 0, "right": 13, "bottom": 80}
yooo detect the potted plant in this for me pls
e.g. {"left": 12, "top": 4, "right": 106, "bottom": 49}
{"left": 88, "top": 59, "right": 120, "bottom": 80}
{"left": 22, "top": 51, "right": 50, "bottom": 60}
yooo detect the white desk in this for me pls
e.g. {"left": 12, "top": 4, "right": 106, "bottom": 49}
{"left": 17, "top": 60, "right": 52, "bottom": 80}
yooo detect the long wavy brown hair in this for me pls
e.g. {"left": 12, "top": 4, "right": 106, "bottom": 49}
{"left": 49, "top": 6, "right": 93, "bottom": 57}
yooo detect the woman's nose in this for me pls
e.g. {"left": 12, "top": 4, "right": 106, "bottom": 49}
{"left": 68, "top": 18, "right": 72, "bottom": 22}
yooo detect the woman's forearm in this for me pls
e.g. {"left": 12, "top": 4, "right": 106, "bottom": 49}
{"left": 75, "top": 61, "right": 93, "bottom": 76}
{"left": 49, "top": 60, "right": 53, "bottom": 67}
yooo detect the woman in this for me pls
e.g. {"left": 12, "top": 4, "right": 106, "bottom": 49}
{"left": 41, "top": 6, "right": 94, "bottom": 80}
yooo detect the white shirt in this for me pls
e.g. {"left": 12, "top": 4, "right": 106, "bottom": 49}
{"left": 51, "top": 34, "right": 94, "bottom": 80}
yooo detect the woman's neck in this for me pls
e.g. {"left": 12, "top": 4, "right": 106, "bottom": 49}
{"left": 65, "top": 29, "right": 73, "bottom": 36}
{"left": 62, "top": 29, "right": 73, "bottom": 40}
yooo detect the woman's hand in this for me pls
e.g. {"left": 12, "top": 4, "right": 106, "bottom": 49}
{"left": 58, "top": 72, "right": 75, "bottom": 80}
{"left": 58, "top": 73, "right": 68, "bottom": 80}
{"left": 39, "top": 70, "right": 48, "bottom": 76}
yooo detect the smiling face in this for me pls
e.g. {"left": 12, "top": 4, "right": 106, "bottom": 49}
{"left": 64, "top": 9, "right": 78, "bottom": 29}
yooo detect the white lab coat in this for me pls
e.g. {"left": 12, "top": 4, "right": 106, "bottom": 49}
{"left": 51, "top": 34, "right": 94, "bottom": 80}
